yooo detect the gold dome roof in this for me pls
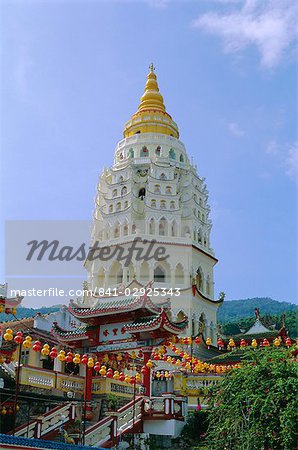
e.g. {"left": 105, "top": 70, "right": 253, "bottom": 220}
{"left": 123, "top": 64, "right": 179, "bottom": 139}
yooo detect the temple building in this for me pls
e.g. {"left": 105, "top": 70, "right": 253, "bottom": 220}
{"left": 83, "top": 64, "right": 223, "bottom": 342}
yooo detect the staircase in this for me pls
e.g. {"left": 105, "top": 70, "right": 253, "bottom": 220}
{"left": 84, "top": 396, "right": 144, "bottom": 448}
{"left": 13, "top": 402, "right": 76, "bottom": 439}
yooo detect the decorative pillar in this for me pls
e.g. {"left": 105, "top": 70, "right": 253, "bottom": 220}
{"left": 143, "top": 349, "right": 152, "bottom": 397}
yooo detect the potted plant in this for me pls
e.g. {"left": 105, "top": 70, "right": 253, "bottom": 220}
{"left": 106, "top": 393, "right": 119, "bottom": 411}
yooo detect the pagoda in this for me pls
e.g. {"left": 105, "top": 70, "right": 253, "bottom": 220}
{"left": 53, "top": 64, "right": 223, "bottom": 400}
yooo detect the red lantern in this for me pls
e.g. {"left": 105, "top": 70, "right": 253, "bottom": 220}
{"left": 171, "top": 358, "right": 176, "bottom": 364}
{"left": 129, "top": 376, "right": 136, "bottom": 385}
{"left": 217, "top": 338, "right": 224, "bottom": 349}
{"left": 141, "top": 366, "right": 147, "bottom": 375}
{"left": 106, "top": 369, "right": 113, "bottom": 378}
{"left": 94, "top": 362, "right": 101, "bottom": 372}
{"left": 138, "top": 350, "right": 143, "bottom": 358}
{"left": 5, "top": 308, "right": 11, "bottom": 315}
{"left": 180, "top": 351, "right": 185, "bottom": 358}
{"left": 14, "top": 332, "right": 24, "bottom": 345}
{"left": 263, "top": 338, "right": 270, "bottom": 347}
{"left": 32, "top": 341, "right": 42, "bottom": 352}
{"left": 195, "top": 337, "right": 201, "bottom": 345}
{"left": 65, "top": 352, "right": 73, "bottom": 363}
{"left": 285, "top": 337, "right": 292, "bottom": 347}
{"left": 240, "top": 339, "right": 247, "bottom": 348}
{"left": 119, "top": 373, "right": 125, "bottom": 382}
{"left": 81, "top": 354, "right": 88, "bottom": 365}
{"left": 172, "top": 346, "right": 177, "bottom": 352}
{"left": 49, "top": 347, "right": 58, "bottom": 359}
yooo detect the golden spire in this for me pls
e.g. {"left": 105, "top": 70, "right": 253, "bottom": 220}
{"left": 123, "top": 64, "right": 179, "bottom": 139}
{"left": 138, "top": 63, "right": 166, "bottom": 113}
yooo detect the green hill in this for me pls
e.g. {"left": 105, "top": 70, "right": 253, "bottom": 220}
{"left": 0, "top": 305, "right": 62, "bottom": 323}
{"left": 218, "top": 297, "right": 297, "bottom": 323}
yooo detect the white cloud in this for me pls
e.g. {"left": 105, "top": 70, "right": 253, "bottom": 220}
{"left": 228, "top": 121, "right": 245, "bottom": 137}
{"left": 265, "top": 140, "right": 298, "bottom": 181}
{"left": 285, "top": 143, "right": 298, "bottom": 180}
{"left": 192, "top": 0, "right": 298, "bottom": 68}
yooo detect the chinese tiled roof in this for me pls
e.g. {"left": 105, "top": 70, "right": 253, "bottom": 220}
{"left": 51, "top": 322, "right": 89, "bottom": 340}
{"left": 69, "top": 295, "right": 169, "bottom": 319}
{"left": 124, "top": 310, "right": 188, "bottom": 334}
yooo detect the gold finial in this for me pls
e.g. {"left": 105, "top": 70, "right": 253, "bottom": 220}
{"left": 149, "top": 63, "right": 155, "bottom": 73}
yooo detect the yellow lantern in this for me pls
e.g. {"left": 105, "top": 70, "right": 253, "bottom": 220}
{"left": 176, "top": 359, "right": 181, "bottom": 366}
{"left": 131, "top": 351, "right": 136, "bottom": 360}
{"left": 113, "top": 370, "right": 120, "bottom": 380}
{"left": 125, "top": 375, "right": 130, "bottom": 383}
{"left": 164, "top": 371, "right": 169, "bottom": 378}
{"left": 175, "top": 349, "right": 180, "bottom": 355}
{"left": 41, "top": 345, "right": 50, "bottom": 356}
{"left": 206, "top": 337, "right": 212, "bottom": 347}
{"left": 4, "top": 329, "right": 13, "bottom": 341}
{"left": 251, "top": 339, "right": 258, "bottom": 349}
{"left": 99, "top": 366, "right": 107, "bottom": 376}
{"left": 1, "top": 407, "right": 7, "bottom": 416}
{"left": 73, "top": 355, "right": 80, "bottom": 365}
{"left": 23, "top": 338, "right": 32, "bottom": 349}
{"left": 116, "top": 353, "right": 123, "bottom": 362}
{"left": 146, "top": 359, "right": 153, "bottom": 368}
{"left": 0, "top": 305, "right": 4, "bottom": 313}
{"left": 185, "top": 362, "right": 191, "bottom": 370}
{"left": 0, "top": 355, "right": 5, "bottom": 364}
{"left": 228, "top": 339, "right": 235, "bottom": 348}
{"left": 87, "top": 358, "right": 94, "bottom": 368}
{"left": 273, "top": 338, "right": 281, "bottom": 347}
{"left": 135, "top": 373, "right": 141, "bottom": 382}
{"left": 11, "top": 308, "right": 17, "bottom": 315}
{"left": 58, "top": 351, "right": 66, "bottom": 362}
{"left": 166, "top": 356, "right": 172, "bottom": 363}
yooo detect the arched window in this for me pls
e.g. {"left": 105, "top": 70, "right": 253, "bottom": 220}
{"left": 128, "top": 148, "right": 134, "bottom": 158}
{"left": 139, "top": 188, "right": 146, "bottom": 199}
{"left": 193, "top": 194, "right": 197, "bottom": 202}
{"left": 149, "top": 218, "right": 155, "bottom": 234}
{"left": 109, "top": 204, "right": 113, "bottom": 213}
{"left": 154, "top": 266, "right": 166, "bottom": 283}
{"left": 155, "top": 146, "right": 161, "bottom": 156}
{"left": 169, "top": 149, "right": 176, "bottom": 160}
{"left": 170, "top": 201, "right": 175, "bottom": 209}
{"left": 160, "top": 173, "right": 167, "bottom": 180}
{"left": 112, "top": 189, "right": 117, "bottom": 198}
{"left": 196, "top": 268, "right": 203, "bottom": 291}
{"left": 206, "top": 276, "right": 211, "bottom": 296}
{"left": 124, "top": 222, "right": 129, "bottom": 236}
{"left": 160, "top": 200, "right": 166, "bottom": 209}
{"left": 159, "top": 217, "right": 167, "bottom": 235}
{"left": 180, "top": 154, "right": 184, "bottom": 162}
{"left": 119, "top": 152, "right": 124, "bottom": 160}
{"left": 132, "top": 223, "right": 136, "bottom": 234}
{"left": 175, "top": 264, "right": 184, "bottom": 285}
{"left": 114, "top": 223, "right": 120, "bottom": 238}
{"left": 117, "top": 267, "right": 123, "bottom": 284}
{"left": 116, "top": 202, "right": 121, "bottom": 211}
{"left": 166, "top": 186, "right": 172, "bottom": 194}
{"left": 124, "top": 201, "right": 128, "bottom": 209}
{"left": 198, "top": 211, "right": 201, "bottom": 220}
{"left": 121, "top": 186, "right": 127, "bottom": 196}
{"left": 199, "top": 198, "right": 202, "bottom": 206}
{"left": 171, "top": 221, "right": 177, "bottom": 236}
{"left": 141, "top": 146, "right": 149, "bottom": 157}
{"left": 202, "top": 214, "right": 205, "bottom": 222}
{"left": 151, "top": 199, "right": 156, "bottom": 208}
{"left": 154, "top": 185, "right": 161, "bottom": 194}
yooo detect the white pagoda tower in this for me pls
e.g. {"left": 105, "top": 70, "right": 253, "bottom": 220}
{"left": 85, "top": 64, "right": 222, "bottom": 344}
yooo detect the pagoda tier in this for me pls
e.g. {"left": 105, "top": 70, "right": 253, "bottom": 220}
{"left": 68, "top": 293, "right": 170, "bottom": 325}
{"left": 52, "top": 308, "right": 187, "bottom": 348}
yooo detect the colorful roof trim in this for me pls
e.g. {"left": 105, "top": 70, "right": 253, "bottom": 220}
{"left": 124, "top": 310, "right": 188, "bottom": 335}
{"left": 69, "top": 295, "right": 169, "bottom": 319}
{"left": 51, "top": 322, "right": 88, "bottom": 341}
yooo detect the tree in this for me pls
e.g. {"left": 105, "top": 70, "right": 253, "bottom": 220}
{"left": 206, "top": 348, "right": 298, "bottom": 450}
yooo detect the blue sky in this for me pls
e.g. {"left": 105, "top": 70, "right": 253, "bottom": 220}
{"left": 0, "top": 0, "right": 297, "bottom": 306}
